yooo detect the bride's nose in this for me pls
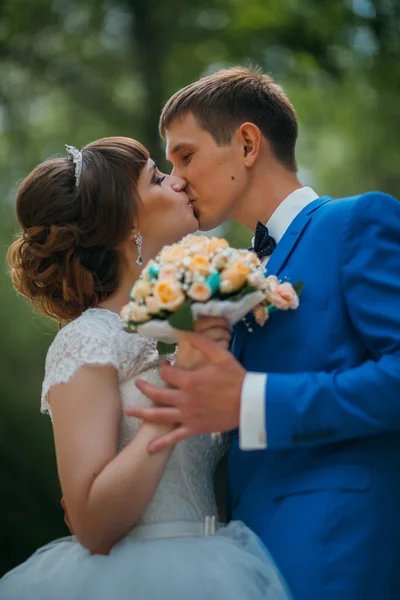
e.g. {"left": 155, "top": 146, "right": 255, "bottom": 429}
{"left": 169, "top": 176, "right": 187, "bottom": 192}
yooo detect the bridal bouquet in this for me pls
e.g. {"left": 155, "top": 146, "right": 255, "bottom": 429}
{"left": 121, "top": 234, "right": 302, "bottom": 354}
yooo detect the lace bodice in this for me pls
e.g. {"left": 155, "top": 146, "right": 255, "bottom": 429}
{"left": 41, "top": 308, "right": 229, "bottom": 527}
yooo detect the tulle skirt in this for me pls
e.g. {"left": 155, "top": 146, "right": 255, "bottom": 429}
{"left": 0, "top": 520, "right": 292, "bottom": 600}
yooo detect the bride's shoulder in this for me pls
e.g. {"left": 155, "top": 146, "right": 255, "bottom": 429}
{"left": 41, "top": 308, "right": 158, "bottom": 415}
{"left": 55, "top": 307, "right": 122, "bottom": 341}
{"left": 45, "top": 309, "right": 117, "bottom": 358}
{"left": 46, "top": 307, "right": 158, "bottom": 377}
{"left": 44, "top": 308, "right": 121, "bottom": 369}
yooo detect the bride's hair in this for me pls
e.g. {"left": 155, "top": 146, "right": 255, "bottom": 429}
{"left": 7, "top": 137, "right": 149, "bottom": 323}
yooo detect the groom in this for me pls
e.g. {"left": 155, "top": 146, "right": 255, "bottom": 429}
{"left": 127, "top": 66, "right": 400, "bottom": 599}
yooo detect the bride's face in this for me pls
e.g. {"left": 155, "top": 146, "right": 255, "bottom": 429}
{"left": 135, "top": 159, "right": 198, "bottom": 260}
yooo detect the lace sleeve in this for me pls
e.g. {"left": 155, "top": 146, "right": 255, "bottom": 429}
{"left": 41, "top": 311, "right": 120, "bottom": 416}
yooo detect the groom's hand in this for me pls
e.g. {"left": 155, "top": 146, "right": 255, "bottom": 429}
{"left": 125, "top": 332, "right": 246, "bottom": 453}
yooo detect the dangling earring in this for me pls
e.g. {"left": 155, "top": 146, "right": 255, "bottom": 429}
{"left": 134, "top": 234, "right": 143, "bottom": 266}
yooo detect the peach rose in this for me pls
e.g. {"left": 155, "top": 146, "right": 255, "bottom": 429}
{"left": 191, "top": 240, "right": 211, "bottom": 255}
{"left": 190, "top": 254, "right": 212, "bottom": 276}
{"left": 187, "top": 281, "right": 213, "bottom": 302}
{"left": 159, "top": 265, "right": 178, "bottom": 281}
{"left": 131, "top": 279, "right": 153, "bottom": 300}
{"left": 268, "top": 282, "right": 299, "bottom": 310}
{"left": 180, "top": 234, "right": 208, "bottom": 249}
{"left": 153, "top": 280, "right": 185, "bottom": 311}
{"left": 179, "top": 234, "right": 210, "bottom": 255}
{"left": 208, "top": 237, "right": 229, "bottom": 254}
{"left": 252, "top": 304, "right": 269, "bottom": 327}
{"left": 211, "top": 253, "right": 229, "bottom": 270}
{"left": 225, "top": 249, "right": 241, "bottom": 267}
{"left": 264, "top": 275, "right": 280, "bottom": 293}
{"left": 145, "top": 295, "right": 161, "bottom": 314}
{"left": 220, "top": 260, "right": 250, "bottom": 293}
{"left": 159, "top": 244, "right": 187, "bottom": 265}
{"left": 219, "top": 279, "right": 235, "bottom": 294}
{"left": 121, "top": 301, "right": 150, "bottom": 323}
{"left": 239, "top": 250, "right": 261, "bottom": 269}
{"left": 247, "top": 271, "right": 266, "bottom": 290}
{"left": 180, "top": 234, "right": 199, "bottom": 246}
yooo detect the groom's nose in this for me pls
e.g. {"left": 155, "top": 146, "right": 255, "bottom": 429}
{"left": 170, "top": 176, "right": 188, "bottom": 192}
{"left": 170, "top": 164, "right": 184, "bottom": 180}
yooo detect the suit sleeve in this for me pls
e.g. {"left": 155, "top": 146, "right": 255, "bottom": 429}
{"left": 265, "top": 192, "right": 400, "bottom": 448}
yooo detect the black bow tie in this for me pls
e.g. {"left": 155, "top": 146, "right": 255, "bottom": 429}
{"left": 250, "top": 221, "right": 277, "bottom": 259}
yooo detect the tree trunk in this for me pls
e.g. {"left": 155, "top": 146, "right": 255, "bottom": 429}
{"left": 128, "top": 0, "right": 167, "bottom": 165}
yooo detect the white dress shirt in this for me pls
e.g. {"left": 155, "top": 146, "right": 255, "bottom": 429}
{"left": 239, "top": 187, "right": 319, "bottom": 450}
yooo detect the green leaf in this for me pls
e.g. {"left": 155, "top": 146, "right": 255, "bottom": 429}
{"left": 293, "top": 281, "right": 304, "bottom": 296}
{"left": 154, "top": 310, "right": 170, "bottom": 320}
{"left": 157, "top": 341, "right": 177, "bottom": 356}
{"left": 167, "top": 300, "right": 194, "bottom": 331}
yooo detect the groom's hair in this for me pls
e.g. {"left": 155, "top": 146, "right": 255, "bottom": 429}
{"left": 159, "top": 65, "right": 298, "bottom": 172}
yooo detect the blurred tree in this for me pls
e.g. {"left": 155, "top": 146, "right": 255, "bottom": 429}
{"left": 0, "top": 0, "right": 399, "bottom": 576}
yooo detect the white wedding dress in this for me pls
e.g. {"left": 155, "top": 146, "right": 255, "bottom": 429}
{"left": 0, "top": 308, "right": 291, "bottom": 600}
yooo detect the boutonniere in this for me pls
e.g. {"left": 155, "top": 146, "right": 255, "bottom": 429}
{"left": 251, "top": 277, "right": 304, "bottom": 327}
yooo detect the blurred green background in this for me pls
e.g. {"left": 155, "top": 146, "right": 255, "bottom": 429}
{"left": 1, "top": 0, "right": 399, "bottom": 576}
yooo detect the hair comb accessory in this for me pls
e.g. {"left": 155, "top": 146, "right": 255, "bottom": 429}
{"left": 65, "top": 144, "right": 83, "bottom": 187}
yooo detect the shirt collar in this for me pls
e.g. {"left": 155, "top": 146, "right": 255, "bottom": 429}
{"left": 259, "top": 186, "right": 319, "bottom": 245}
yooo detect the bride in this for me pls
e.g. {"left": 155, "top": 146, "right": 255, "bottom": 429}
{"left": 0, "top": 136, "right": 291, "bottom": 599}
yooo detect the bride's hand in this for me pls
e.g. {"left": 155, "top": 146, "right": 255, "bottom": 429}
{"left": 174, "top": 317, "right": 232, "bottom": 370}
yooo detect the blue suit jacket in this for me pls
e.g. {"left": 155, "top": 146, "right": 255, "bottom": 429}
{"left": 229, "top": 192, "right": 400, "bottom": 600}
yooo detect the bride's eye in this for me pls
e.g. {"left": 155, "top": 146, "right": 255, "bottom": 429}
{"left": 153, "top": 173, "right": 166, "bottom": 185}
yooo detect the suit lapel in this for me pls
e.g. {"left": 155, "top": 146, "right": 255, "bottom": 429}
{"left": 265, "top": 196, "right": 333, "bottom": 277}
{"left": 232, "top": 196, "right": 333, "bottom": 359}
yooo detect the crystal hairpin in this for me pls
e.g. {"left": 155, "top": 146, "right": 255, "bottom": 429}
{"left": 65, "top": 144, "right": 83, "bottom": 187}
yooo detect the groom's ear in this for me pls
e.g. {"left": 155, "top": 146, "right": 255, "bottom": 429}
{"left": 236, "top": 122, "right": 262, "bottom": 168}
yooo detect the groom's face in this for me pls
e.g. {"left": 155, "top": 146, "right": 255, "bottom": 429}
{"left": 165, "top": 112, "right": 246, "bottom": 231}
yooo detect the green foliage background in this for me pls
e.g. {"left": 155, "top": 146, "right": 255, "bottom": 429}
{"left": 1, "top": 0, "right": 399, "bottom": 575}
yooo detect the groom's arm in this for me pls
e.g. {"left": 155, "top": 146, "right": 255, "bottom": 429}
{"left": 125, "top": 192, "right": 400, "bottom": 452}
{"left": 263, "top": 192, "right": 400, "bottom": 449}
